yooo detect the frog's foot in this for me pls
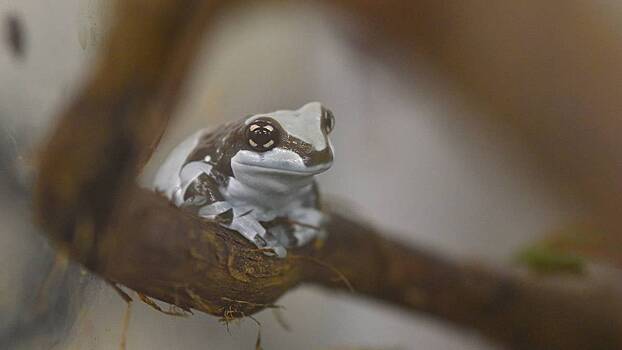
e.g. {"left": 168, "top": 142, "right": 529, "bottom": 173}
{"left": 197, "top": 202, "right": 288, "bottom": 257}
{"left": 263, "top": 218, "right": 324, "bottom": 248}
{"left": 290, "top": 227, "right": 319, "bottom": 246}
{"left": 229, "top": 213, "right": 288, "bottom": 258}
{"left": 253, "top": 235, "right": 287, "bottom": 258}
{"left": 286, "top": 208, "right": 328, "bottom": 246}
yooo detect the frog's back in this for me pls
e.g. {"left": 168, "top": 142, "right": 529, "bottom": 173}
{"left": 153, "top": 128, "right": 210, "bottom": 202}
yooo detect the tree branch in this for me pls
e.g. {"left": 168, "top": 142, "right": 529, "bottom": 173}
{"left": 34, "top": 1, "right": 622, "bottom": 350}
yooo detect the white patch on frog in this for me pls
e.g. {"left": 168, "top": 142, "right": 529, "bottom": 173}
{"left": 197, "top": 201, "right": 232, "bottom": 218}
{"left": 175, "top": 161, "right": 213, "bottom": 202}
{"left": 222, "top": 174, "right": 313, "bottom": 219}
{"left": 230, "top": 148, "right": 331, "bottom": 194}
{"left": 246, "top": 102, "right": 328, "bottom": 151}
{"left": 153, "top": 128, "right": 209, "bottom": 202}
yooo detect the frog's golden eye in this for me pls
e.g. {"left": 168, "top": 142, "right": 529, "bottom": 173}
{"left": 322, "top": 108, "right": 335, "bottom": 134}
{"left": 246, "top": 120, "right": 280, "bottom": 152}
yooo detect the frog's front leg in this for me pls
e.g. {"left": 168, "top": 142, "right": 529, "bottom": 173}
{"left": 181, "top": 172, "right": 234, "bottom": 223}
{"left": 200, "top": 203, "right": 287, "bottom": 258}
{"left": 286, "top": 207, "right": 327, "bottom": 246}
{"left": 227, "top": 212, "right": 286, "bottom": 258}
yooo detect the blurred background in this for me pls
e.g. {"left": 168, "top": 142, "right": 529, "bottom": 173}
{"left": 0, "top": 0, "right": 588, "bottom": 349}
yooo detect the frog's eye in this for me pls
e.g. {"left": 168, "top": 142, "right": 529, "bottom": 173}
{"left": 322, "top": 108, "right": 335, "bottom": 134}
{"left": 246, "top": 120, "right": 280, "bottom": 152}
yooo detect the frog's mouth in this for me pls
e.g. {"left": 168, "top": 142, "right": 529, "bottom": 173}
{"left": 230, "top": 149, "right": 332, "bottom": 193}
{"left": 231, "top": 149, "right": 332, "bottom": 177}
{"left": 232, "top": 160, "right": 331, "bottom": 177}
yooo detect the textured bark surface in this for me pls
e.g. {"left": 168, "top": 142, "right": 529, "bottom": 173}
{"left": 34, "top": 1, "right": 622, "bottom": 349}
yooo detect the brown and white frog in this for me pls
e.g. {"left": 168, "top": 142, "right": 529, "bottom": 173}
{"left": 153, "top": 102, "right": 335, "bottom": 257}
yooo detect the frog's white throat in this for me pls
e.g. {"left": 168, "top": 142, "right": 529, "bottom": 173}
{"left": 229, "top": 148, "right": 329, "bottom": 196}
{"left": 231, "top": 148, "right": 331, "bottom": 190}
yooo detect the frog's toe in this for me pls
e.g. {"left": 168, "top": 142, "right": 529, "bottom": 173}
{"left": 229, "top": 216, "right": 266, "bottom": 242}
{"left": 254, "top": 234, "right": 288, "bottom": 258}
{"left": 212, "top": 209, "right": 234, "bottom": 225}
{"left": 293, "top": 226, "right": 320, "bottom": 247}
{"left": 253, "top": 235, "right": 268, "bottom": 247}
{"left": 289, "top": 207, "right": 326, "bottom": 228}
{"left": 269, "top": 245, "right": 287, "bottom": 258}
{"left": 198, "top": 201, "right": 232, "bottom": 219}
{"left": 266, "top": 224, "right": 297, "bottom": 247}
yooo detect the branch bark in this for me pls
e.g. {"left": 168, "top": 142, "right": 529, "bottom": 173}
{"left": 34, "top": 1, "right": 622, "bottom": 350}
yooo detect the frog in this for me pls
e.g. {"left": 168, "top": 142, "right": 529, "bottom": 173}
{"left": 153, "top": 102, "right": 335, "bottom": 258}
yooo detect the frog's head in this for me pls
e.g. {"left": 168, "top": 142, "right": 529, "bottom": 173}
{"left": 230, "top": 102, "right": 335, "bottom": 192}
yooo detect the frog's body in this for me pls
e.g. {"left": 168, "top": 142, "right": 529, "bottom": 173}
{"left": 153, "top": 102, "right": 335, "bottom": 257}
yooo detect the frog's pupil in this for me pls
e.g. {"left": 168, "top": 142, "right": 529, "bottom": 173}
{"left": 252, "top": 128, "right": 271, "bottom": 144}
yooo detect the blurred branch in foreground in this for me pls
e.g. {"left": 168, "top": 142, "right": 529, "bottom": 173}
{"left": 33, "top": 1, "right": 622, "bottom": 350}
